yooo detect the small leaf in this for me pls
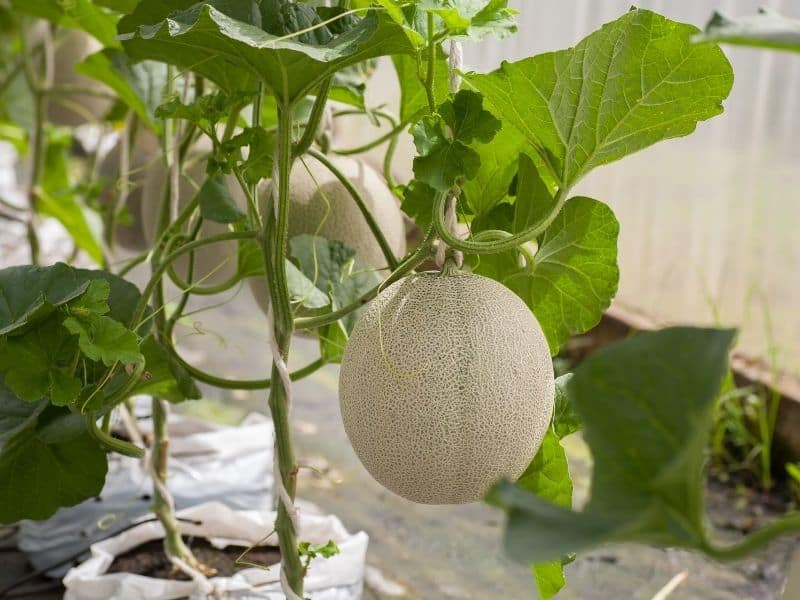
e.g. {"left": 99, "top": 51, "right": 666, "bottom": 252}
{"left": 68, "top": 279, "right": 111, "bottom": 317}
{"left": 439, "top": 90, "right": 501, "bottom": 145}
{"left": 695, "top": 9, "right": 800, "bottom": 53}
{"left": 62, "top": 314, "right": 142, "bottom": 367}
{"left": 198, "top": 173, "right": 245, "bottom": 224}
{"left": 0, "top": 264, "right": 142, "bottom": 336}
{"left": 412, "top": 116, "right": 479, "bottom": 191}
{"left": 131, "top": 336, "right": 200, "bottom": 403}
{"left": 284, "top": 262, "right": 331, "bottom": 311}
{"left": 290, "top": 235, "right": 381, "bottom": 333}
{"left": 399, "top": 179, "right": 438, "bottom": 231}
{"left": 0, "top": 316, "right": 80, "bottom": 405}
{"left": 532, "top": 561, "right": 566, "bottom": 600}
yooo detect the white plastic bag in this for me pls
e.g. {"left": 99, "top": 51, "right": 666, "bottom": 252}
{"left": 62, "top": 502, "right": 369, "bottom": 600}
{"left": 19, "top": 412, "right": 274, "bottom": 574}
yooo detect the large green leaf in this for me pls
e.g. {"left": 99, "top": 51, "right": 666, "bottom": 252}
{"left": 119, "top": 1, "right": 415, "bottom": 104}
{"left": 10, "top": 0, "right": 120, "bottom": 47}
{"left": 695, "top": 9, "right": 800, "bottom": 53}
{"left": 0, "top": 380, "right": 108, "bottom": 523}
{"left": 76, "top": 50, "right": 168, "bottom": 131}
{"left": 464, "top": 8, "right": 733, "bottom": 188}
{"left": 489, "top": 327, "right": 736, "bottom": 563}
{"left": 475, "top": 196, "right": 619, "bottom": 355}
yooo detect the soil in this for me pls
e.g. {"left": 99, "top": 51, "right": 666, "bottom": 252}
{"left": 107, "top": 537, "right": 281, "bottom": 580}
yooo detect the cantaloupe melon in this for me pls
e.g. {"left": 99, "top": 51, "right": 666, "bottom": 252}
{"left": 338, "top": 270, "right": 555, "bottom": 504}
{"left": 249, "top": 154, "right": 406, "bottom": 313}
{"left": 141, "top": 153, "right": 245, "bottom": 287}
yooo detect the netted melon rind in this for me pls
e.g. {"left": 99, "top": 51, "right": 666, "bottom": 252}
{"left": 339, "top": 271, "right": 555, "bottom": 504}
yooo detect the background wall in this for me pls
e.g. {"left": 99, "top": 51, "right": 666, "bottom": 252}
{"left": 339, "top": 0, "right": 800, "bottom": 374}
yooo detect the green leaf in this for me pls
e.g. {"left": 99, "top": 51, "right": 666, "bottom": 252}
{"left": 440, "top": 89, "right": 501, "bottom": 144}
{"left": 516, "top": 375, "right": 578, "bottom": 599}
{"left": 119, "top": 2, "right": 415, "bottom": 104}
{"left": 512, "top": 154, "right": 557, "bottom": 233}
{"left": 412, "top": 90, "right": 500, "bottom": 191}
{"left": 505, "top": 197, "right": 619, "bottom": 354}
{"left": 459, "top": 121, "right": 524, "bottom": 217}
{"left": 0, "top": 318, "right": 80, "bottom": 405}
{"left": 489, "top": 327, "right": 736, "bottom": 563}
{"left": 231, "top": 128, "right": 276, "bottom": 185}
{"left": 0, "top": 381, "right": 107, "bottom": 523}
{"left": 76, "top": 50, "right": 168, "bottom": 131}
{"left": 399, "top": 179, "right": 437, "bottom": 231}
{"left": 198, "top": 173, "right": 245, "bottom": 224}
{"left": 464, "top": 8, "right": 734, "bottom": 188}
{"left": 552, "top": 373, "right": 580, "bottom": 440}
{"left": 695, "top": 9, "right": 800, "bottom": 53}
{"left": 38, "top": 127, "right": 104, "bottom": 264}
{"left": 68, "top": 279, "right": 110, "bottom": 316}
{"left": 131, "top": 336, "right": 200, "bottom": 403}
{"left": 411, "top": 116, "right": 478, "bottom": 191}
{"left": 62, "top": 314, "right": 142, "bottom": 367}
{"left": 284, "top": 262, "right": 331, "bottom": 311}
{"left": 289, "top": 235, "right": 380, "bottom": 333}
{"left": 372, "top": 0, "right": 516, "bottom": 43}
{"left": 10, "top": 0, "right": 121, "bottom": 47}
{"left": 532, "top": 561, "right": 566, "bottom": 600}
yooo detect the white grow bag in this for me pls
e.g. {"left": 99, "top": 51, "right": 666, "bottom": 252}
{"left": 19, "top": 412, "right": 275, "bottom": 574}
{"left": 62, "top": 502, "right": 369, "bottom": 600}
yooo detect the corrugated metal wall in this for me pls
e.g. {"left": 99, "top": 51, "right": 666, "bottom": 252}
{"left": 458, "top": 0, "right": 799, "bottom": 373}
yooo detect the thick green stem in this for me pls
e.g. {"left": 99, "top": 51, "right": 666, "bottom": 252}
{"left": 433, "top": 188, "right": 568, "bottom": 254}
{"left": 307, "top": 148, "right": 400, "bottom": 271}
{"left": 292, "top": 77, "right": 332, "bottom": 159}
{"left": 261, "top": 97, "right": 305, "bottom": 597}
